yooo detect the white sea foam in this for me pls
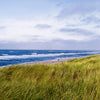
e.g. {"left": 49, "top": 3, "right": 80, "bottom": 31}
{"left": 2, "top": 54, "right": 9, "bottom": 56}
{"left": 9, "top": 51, "right": 14, "bottom": 52}
{"left": 0, "top": 51, "right": 99, "bottom": 60}
{"left": 32, "top": 53, "right": 37, "bottom": 55}
{"left": 0, "top": 53, "right": 66, "bottom": 60}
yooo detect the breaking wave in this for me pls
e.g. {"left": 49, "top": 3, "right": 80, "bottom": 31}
{"left": 0, "top": 51, "right": 99, "bottom": 60}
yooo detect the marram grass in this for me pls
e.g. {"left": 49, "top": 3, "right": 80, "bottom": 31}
{"left": 0, "top": 55, "right": 100, "bottom": 100}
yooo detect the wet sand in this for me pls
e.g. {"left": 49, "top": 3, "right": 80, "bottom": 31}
{"left": 1, "top": 57, "right": 84, "bottom": 68}
{"left": 19, "top": 57, "right": 81, "bottom": 66}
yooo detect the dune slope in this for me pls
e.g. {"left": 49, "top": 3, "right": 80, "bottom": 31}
{"left": 0, "top": 55, "right": 100, "bottom": 100}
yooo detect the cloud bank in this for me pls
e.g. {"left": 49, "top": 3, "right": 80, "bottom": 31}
{"left": 0, "top": 0, "right": 100, "bottom": 49}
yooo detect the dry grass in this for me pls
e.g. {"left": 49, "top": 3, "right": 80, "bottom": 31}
{"left": 0, "top": 55, "right": 100, "bottom": 100}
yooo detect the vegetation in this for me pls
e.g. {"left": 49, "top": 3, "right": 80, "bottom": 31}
{"left": 0, "top": 55, "right": 100, "bottom": 100}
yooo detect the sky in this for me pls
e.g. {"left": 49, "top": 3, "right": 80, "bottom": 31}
{"left": 0, "top": 0, "right": 100, "bottom": 50}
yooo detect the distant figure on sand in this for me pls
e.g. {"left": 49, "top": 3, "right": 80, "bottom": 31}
{"left": 58, "top": 59, "right": 60, "bottom": 62}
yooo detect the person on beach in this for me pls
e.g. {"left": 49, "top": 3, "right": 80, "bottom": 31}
{"left": 58, "top": 59, "right": 60, "bottom": 62}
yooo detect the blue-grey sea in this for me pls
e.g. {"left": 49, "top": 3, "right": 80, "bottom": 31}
{"left": 0, "top": 50, "right": 100, "bottom": 67}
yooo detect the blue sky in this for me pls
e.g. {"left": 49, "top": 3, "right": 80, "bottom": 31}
{"left": 0, "top": 0, "right": 100, "bottom": 50}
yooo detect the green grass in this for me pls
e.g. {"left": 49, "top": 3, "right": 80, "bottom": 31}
{"left": 0, "top": 55, "right": 100, "bottom": 100}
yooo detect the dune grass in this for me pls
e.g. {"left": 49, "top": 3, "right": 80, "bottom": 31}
{"left": 0, "top": 55, "right": 100, "bottom": 100}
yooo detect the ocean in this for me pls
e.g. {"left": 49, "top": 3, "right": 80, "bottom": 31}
{"left": 0, "top": 50, "right": 100, "bottom": 67}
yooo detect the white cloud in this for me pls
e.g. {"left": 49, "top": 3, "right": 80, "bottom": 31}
{"left": 0, "top": 0, "right": 100, "bottom": 43}
{"left": 0, "top": 15, "right": 99, "bottom": 43}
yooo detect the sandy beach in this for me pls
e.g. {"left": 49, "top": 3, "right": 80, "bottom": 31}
{"left": 1, "top": 56, "right": 85, "bottom": 68}
{"left": 19, "top": 57, "right": 81, "bottom": 66}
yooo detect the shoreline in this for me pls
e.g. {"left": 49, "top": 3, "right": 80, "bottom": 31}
{"left": 0, "top": 56, "right": 87, "bottom": 68}
{"left": 11, "top": 57, "right": 84, "bottom": 66}
{"left": 0, "top": 57, "right": 77, "bottom": 68}
{"left": 20, "top": 57, "right": 75, "bottom": 65}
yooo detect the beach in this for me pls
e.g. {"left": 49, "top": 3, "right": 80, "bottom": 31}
{"left": 1, "top": 56, "right": 93, "bottom": 68}
{"left": 0, "top": 57, "right": 76, "bottom": 68}
{"left": 19, "top": 57, "right": 81, "bottom": 66}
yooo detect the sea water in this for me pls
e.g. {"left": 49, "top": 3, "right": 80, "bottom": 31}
{"left": 0, "top": 50, "right": 100, "bottom": 67}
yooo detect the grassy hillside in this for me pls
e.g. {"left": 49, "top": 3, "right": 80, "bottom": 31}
{"left": 0, "top": 55, "right": 100, "bottom": 100}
